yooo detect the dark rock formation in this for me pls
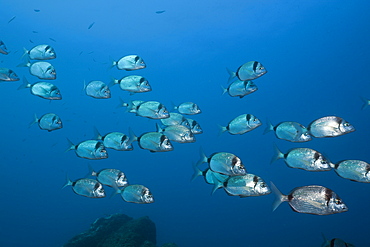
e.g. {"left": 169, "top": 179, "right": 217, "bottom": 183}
{"left": 63, "top": 213, "right": 159, "bottom": 247}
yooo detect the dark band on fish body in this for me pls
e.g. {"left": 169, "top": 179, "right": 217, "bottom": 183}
{"left": 252, "top": 61, "right": 258, "bottom": 72}
{"left": 313, "top": 152, "right": 320, "bottom": 161}
{"left": 253, "top": 175, "right": 258, "bottom": 188}
{"left": 231, "top": 156, "right": 239, "bottom": 167}
{"left": 139, "top": 77, "right": 145, "bottom": 83}
{"left": 93, "top": 182, "right": 100, "bottom": 191}
{"left": 134, "top": 56, "right": 139, "bottom": 62}
{"left": 159, "top": 134, "right": 167, "bottom": 145}
{"left": 325, "top": 188, "right": 333, "bottom": 206}
{"left": 246, "top": 114, "right": 252, "bottom": 122}
{"left": 45, "top": 45, "right": 51, "bottom": 51}
{"left": 121, "top": 135, "right": 128, "bottom": 143}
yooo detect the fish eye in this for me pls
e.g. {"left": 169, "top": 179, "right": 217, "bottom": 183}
{"left": 335, "top": 198, "right": 342, "bottom": 205}
{"left": 344, "top": 123, "right": 350, "bottom": 127}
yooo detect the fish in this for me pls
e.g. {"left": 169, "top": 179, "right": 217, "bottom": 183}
{"left": 23, "top": 44, "right": 56, "bottom": 60}
{"left": 30, "top": 113, "right": 62, "bottom": 132}
{"left": 18, "top": 77, "right": 61, "bottom": 100}
{"left": 308, "top": 116, "right": 355, "bottom": 138}
{"left": 219, "top": 113, "right": 262, "bottom": 135}
{"left": 88, "top": 22, "right": 95, "bottom": 29}
{"left": 34, "top": 9, "right": 40, "bottom": 12}
{"left": 271, "top": 182, "right": 348, "bottom": 215}
{"left": 264, "top": 120, "right": 312, "bottom": 142}
{"left": 196, "top": 150, "right": 247, "bottom": 176}
{"left": 212, "top": 173, "right": 271, "bottom": 197}
{"left": 49, "top": 37, "right": 56, "bottom": 42}
{"left": 88, "top": 166, "right": 128, "bottom": 187}
{"left": 0, "top": 40, "right": 8, "bottom": 55}
{"left": 131, "top": 131, "right": 173, "bottom": 152}
{"left": 111, "top": 75, "right": 151, "bottom": 94}
{"left": 191, "top": 163, "right": 229, "bottom": 184}
{"left": 321, "top": 234, "right": 355, "bottom": 247}
{"left": 84, "top": 80, "right": 111, "bottom": 99}
{"left": 8, "top": 16, "right": 16, "bottom": 23}
{"left": 156, "top": 10, "right": 166, "bottom": 14}
{"left": 135, "top": 101, "right": 170, "bottom": 119}
{"left": 173, "top": 102, "right": 201, "bottom": 115}
{"left": 186, "top": 118, "right": 203, "bottom": 134}
{"left": 94, "top": 128, "right": 134, "bottom": 151}
{"left": 271, "top": 144, "right": 333, "bottom": 171}
{"left": 66, "top": 139, "right": 108, "bottom": 160}
{"left": 333, "top": 160, "right": 370, "bottom": 183}
{"left": 0, "top": 68, "right": 19, "bottom": 81}
{"left": 156, "top": 124, "right": 195, "bottom": 143}
{"left": 222, "top": 80, "right": 258, "bottom": 98}
{"left": 117, "top": 98, "right": 144, "bottom": 113}
{"left": 111, "top": 55, "right": 146, "bottom": 71}
{"left": 227, "top": 61, "right": 267, "bottom": 82}
{"left": 116, "top": 184, "right": 154, "bottom": 204}
{"left": 160, "top": 112, "right": 190, "bottom": 128}
{"left": 17, "top": 60, "right": 56, "bottom": 80}
{"left": 360, "top": 96, "right": 370, "bottom": 110}
{"left": 63, "top": 177, "right": 105, "bottom": 198}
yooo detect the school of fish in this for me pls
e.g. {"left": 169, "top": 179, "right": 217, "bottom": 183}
{"left": 0, "top": 37, "right": 365, "bottom": 245}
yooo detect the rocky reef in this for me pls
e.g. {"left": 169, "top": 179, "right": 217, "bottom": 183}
{"left": 63, "top": 213, "right": 178, "bottom": 247}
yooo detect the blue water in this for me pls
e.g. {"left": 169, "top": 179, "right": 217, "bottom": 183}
{"left": 1, "top": 1, "right": 370, "bottom": 246}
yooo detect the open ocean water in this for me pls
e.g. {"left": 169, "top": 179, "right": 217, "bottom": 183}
{"left": 1, "top": 0, "right": 370, "bottom": 246}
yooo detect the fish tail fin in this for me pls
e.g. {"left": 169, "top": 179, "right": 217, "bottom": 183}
{"left": 226, "top": 67, "right": 236, "bottom": 84}
{"left": 108, "top": 56, "right": 116, "bottom": 70}
{"left": 29, "top": 113, "right": 39, "bottom": 128}
{"left": 85, "top": 164, "right": 97, "bottom": 178}
{"left": 21, "top": 47, "right": 29, "bottom": 60}
{"left": 127, "top": 127, "right": 138, "bottom": 146}
{"left": 170, "top": 101, "right": 177, "bottom": 111}
{"left": 155, "top": 123, "right": 163, "bottom": 133}
{"left": 211, "top": 173, "right": 223, "bottom": 195}
{"left": 221, "top": 85, "right": 228, "bottom": 96}
{"left": 191, "top": 162, "right": 203, "bottom": 181}
{"left": 93, "top": 126, "right": 102, "bottom": 140}
{"left": 263, "top": 119, "right": 274, "bottom": 135}
{"left": 270, "top": 143, "right": 284, "bottom": 164}
{"left": 360, "top": 96, "right": 370, "bottom": 110}
{"left": 17, "top": 76, "right": 31, "bottom": 90}
{"left": 116, "top": 97, "right": 128, "bottom": 109}
{"left": 110, "top": 184, "right": 122, "bottom": 199}
{"left": 196, "top": 147, "right": 208, "bottom": 166}
{"left": 217, "top": 124, "right": 228, "bottom": 136}
{"left": 16, "top": 58, "right": 30, "bottom": 67}
{"left": 109, "top": 76, "right": 118, "bottom": 87}
{"left": 62, "top": 174, "right": 73, "bottom": 189}
{"left": 65, "top": 138, "right": 76, "bottom": 152}
{"left": 320, "top": 233, "right": 329, "bottom": 247}
{"left": 271, "top": 182, "right": 287, "bottom": 211}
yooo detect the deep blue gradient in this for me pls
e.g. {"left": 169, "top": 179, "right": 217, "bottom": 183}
{"left": 1, "top": 1, "right": 370, "bottom": 246}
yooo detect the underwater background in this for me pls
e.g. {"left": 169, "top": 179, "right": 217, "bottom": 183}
{"left": 1, "top": 0, "right": 370, "bottom": 246}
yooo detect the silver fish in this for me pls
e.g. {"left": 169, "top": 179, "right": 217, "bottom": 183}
{"left": 197, "top": 150, "right": 246, "bottom": 176}
{"left": 308, "top": 116, "right": 355, "bottom": 138}
{"left": 85, "top": 80, "right": 111, "bottom": 99}
{"left": 89, "top": 166, "right": 128, "bottom": 187}
{"left": 222, "top": 80, "right": 258, "bottom": 98}
{"left": 18, "top": 77, "right": 61, "bottom": 100}
{"left": 132, "top": 131, "right": 173, "bottom": 152}
{"left": 18, "top": 60, "right": 56, "bottom": 80}
{"left": 135, "top": 101, "right": 169, "bottom": 119}
{"left": 94, "top": 128, "right": 134, "bottom": 151}
{"left": 0, "top": 68, "right": 19, "bottom": 81}
{"left": 227, "top": 61, "right": 267, "bottom": 82}
{"left": 160, "top": 112, "right": 190, "bottom": 128}
{"left": 111, "top": 55, "right": 146, "bottom": 71}
{"left": 334, "top": 160, "right": 370, "bottom": 183}
{"left": 63, "top": 177, "right": 105, "bottom": 198}
{"left": 156, "top": 124, "right": 195, "bottom": 143}
{"left": 186, "top": 118, "right": 203, "bottom": 134}
{"left": 361, "top": 96, "right": 370, "bottom": 110}
{"left": 23, "top": 44, "right": 56, "bottom": 60}
{"left": 30, "top": 113, "right": 62, "bottom": 132}
{"left": 66, "top": 139, "right": 108, "bottom": 159}
{"left": 264, "top": 121, "right": 312, "bottom": 142}
{"left": 174, "top": 102, "right": 201, "bottom": 115}
{"left": 191, "top": 163, "right": 229, "bottom": 184}
{"left": 212, "top": 173, "right": 271, "bottom": 197}
{"left": 219, "top": 113, "right": 262, "bottom": 135}
{"left": 271, "top": 144, "right": 333, "bottom": 171}
{"left": 111, "top": 75, "right": 151, "bottom": 94}
{"left": 117, "top": 98, "right": 144, "bottom": 113}
{"left": 0, "top": 40, "right": 8, "bottom": 55}
{"left": 118, "top": 184, "right": 154, "bottom": 204}
{"left": 271, "top": 182, "right": 348, "bottom": 215}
